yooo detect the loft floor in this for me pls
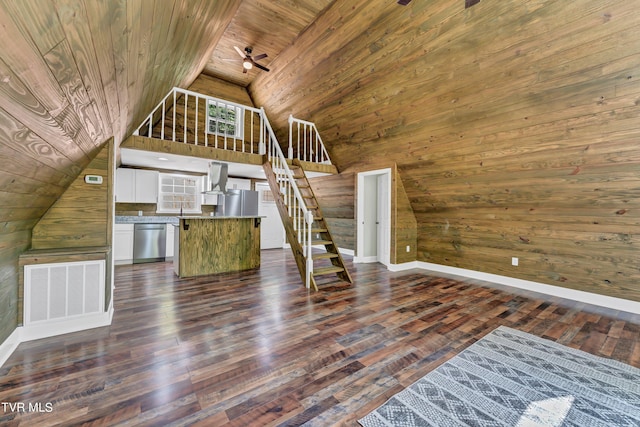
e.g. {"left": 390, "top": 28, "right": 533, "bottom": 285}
{"left": 1, "top": 249, "right": 639, "bottom": 425}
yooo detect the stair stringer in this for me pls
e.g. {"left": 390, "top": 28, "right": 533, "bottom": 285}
{"left": 292, "top": 160, "right": 353, "bottom": 287}
{"left": 262, "top": 160, "right": 315, "bottom": 290}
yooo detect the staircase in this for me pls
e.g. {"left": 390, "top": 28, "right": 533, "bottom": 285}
{"left": 262, "top": 116, "right": 352, "bottom": 291}
{"left": 263, "top": 159, "right": 352, "bottom": 291}
{"left": 290, "top": 160, "right": 353, "bottom": 288}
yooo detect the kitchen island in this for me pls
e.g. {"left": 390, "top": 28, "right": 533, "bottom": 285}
{"left": 174, "top": 216, "right": 261, "bottom": 278}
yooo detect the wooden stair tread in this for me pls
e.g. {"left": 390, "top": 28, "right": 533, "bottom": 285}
{"left": 311, "top": 228, "right": 328, "bottom": 233}
{"left": 313, "top": 252, "right": 339, "bottom": 259}
{"left": 313, "top": 266, "right": 345, "bottom": 276}
{"left": 313, "top": 240, "right": 333, "bottom": 245}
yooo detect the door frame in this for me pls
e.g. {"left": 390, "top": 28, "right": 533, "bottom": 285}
{"left": 355, "top": 168, "right": 392, "bottom": 266}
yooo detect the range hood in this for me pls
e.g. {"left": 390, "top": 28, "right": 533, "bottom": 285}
{"left": 203, "top": 161, "right": 228, "bottom": 194}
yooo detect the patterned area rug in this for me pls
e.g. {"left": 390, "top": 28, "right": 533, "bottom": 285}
{"left": 359, "top": 326, "right": 640, "bottom": 426}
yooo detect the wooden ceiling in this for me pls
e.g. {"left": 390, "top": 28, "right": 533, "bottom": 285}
{"left": 201, "top": 0, "right": 334, "bottom": 87}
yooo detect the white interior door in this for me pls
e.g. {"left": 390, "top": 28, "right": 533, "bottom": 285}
{"left": 256, "top": 182, "right": 285, "bottom": 249}
{"left": 363, "top": 175, "right": 378, "bottom": 258}
{"left": 356, "top": 169, "right": 391, "bottom": 265}
{"left": 377, "top": 173, "right": 390, "bottom": 265}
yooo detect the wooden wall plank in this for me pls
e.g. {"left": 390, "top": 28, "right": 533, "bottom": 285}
{"left": 252, "top": 0, "right": 640, "bottom": 302}
{"left": 31, "top": 140, "right": 113, "bottom": 249}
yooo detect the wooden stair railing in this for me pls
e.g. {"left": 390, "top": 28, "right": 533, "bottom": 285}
{"left": 263, "top": 157, "right": 352, "bottom": 290}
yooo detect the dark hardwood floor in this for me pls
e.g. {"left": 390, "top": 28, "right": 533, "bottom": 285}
{"left": 1, "top": 249, "right": 639, "bottom": 426}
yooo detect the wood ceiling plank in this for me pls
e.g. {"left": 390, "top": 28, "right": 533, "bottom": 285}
{"left": 124, "top": 0, "right": 154, "bottom": 135}
{"left": 83, "top": 0, "right": 123, "bottom": 145}
{"left": 0, "top": 170, "right": 66, "bottom": 198}
{"left": 141, "top": 0, "right": 179, "bottom": 119}
{"left": 0, "top": 107, "right": 81, "bottom": 178}
{"left": 0, "top": 1, "right": 69, "bottom": 116}
{"left": 43, "top": 39, "right": 103, "bottom": 152}
{"left": 53, "top": 0, "right": 112, "bottom": 144}
{"left": 103, "top": 0, "right": 129, "bottom": 145}
{"left": 0, "top": 0, "right": 65, "bottom": 56}
{"left": 0, "top": 57, "right": 88, "bottom": 163}
{"left": 189, "top": 1, "right": 244, "bottom": 81}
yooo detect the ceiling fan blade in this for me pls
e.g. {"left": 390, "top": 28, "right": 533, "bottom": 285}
{"left": 243, "top": 67, "right": 248, "bottom": 74}
{"left": 233, "top": 46, "right": 246, "bottom": 59}
{"left": 253, "top": 53, "right": 268, "bottom": 61}
{"left": 253, "top": 62, "right": 270, "bottom": 72}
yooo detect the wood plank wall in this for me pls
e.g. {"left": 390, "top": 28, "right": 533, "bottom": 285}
{"left": 308, "top": 173, "right": 356, "bottom": 251}
{"left": 31, "top": 140, "right": 113, "bottom": 249}
{"left": 309, "top": 163, "right": 417, "bottom": 264}
{"left": 251, "top": 0, "right": 640, "bottom": 302}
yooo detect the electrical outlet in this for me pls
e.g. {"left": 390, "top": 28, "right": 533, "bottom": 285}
{"left": 406, "top": 245, "right": 410, "bottom": 252}
{"left": 512, "top": 257, "right": 519, "bottom": 266}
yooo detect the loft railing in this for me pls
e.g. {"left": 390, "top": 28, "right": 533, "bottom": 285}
{"left": 288, "top": 115, "right": 332, "bottom": 164}
{"left": 264, "top": 110, "right": 314, "bottom": 288}
{"left": 133, "top": 87, "right": 266, "bottom": 155}
{"left": 133, "top": 88, "right": 316, "bottom": 288}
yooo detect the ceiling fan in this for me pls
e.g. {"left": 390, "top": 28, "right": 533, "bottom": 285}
{"left": 233, "top": 46, "right": 270, "bottom": 73}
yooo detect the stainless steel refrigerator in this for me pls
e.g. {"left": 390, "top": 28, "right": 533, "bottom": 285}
{"left": 217, "top": 189, "right": 259, "bottom": 216}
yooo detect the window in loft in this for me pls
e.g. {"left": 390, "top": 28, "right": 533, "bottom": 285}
{"left": 207, "top": 100, "right": 243, "bottom": 139}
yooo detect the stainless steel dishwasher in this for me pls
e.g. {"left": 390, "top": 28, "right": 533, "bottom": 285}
{"left": 133, "top": 223, "right": 167, "bottom": 263}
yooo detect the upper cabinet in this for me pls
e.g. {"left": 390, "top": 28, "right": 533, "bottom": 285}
{"left": 115, "top": 168, "right": 159, "bottom": 203}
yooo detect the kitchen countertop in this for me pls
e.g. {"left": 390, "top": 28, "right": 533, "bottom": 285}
{"left": 115, "top": 215, "right": 264, "bottom": 224}
{"left": 115, "top": 216, "right": 179, "bottom": 224}
{"left": 177, "top": 216, "right": 264, "bottom": 220}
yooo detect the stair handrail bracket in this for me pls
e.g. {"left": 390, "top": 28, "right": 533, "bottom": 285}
{"left": 288, "top": 114, "right": 332, "bottom": 165}
{"left": 261, "top": 108, "right": 315, "bottom": 288}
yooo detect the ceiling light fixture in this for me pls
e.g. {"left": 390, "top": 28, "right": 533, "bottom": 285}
{"left": 243, "top": 59, "right": 253, "bottom": 70}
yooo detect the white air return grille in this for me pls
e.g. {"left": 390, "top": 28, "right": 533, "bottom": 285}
{"left": 24, "top": 260, "right": 105, "bottom": 325}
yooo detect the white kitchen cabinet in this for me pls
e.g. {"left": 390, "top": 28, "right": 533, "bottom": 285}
{"left": 114, "top": 224, "right": 134, "bottom": 263}
{"left": 166, "top": 225, "right": 175, "bottom": 258}
{"left": 135, "top": 169, "right": 159, "bottom": 203}
{"left": 115, "top": 169, "right": 135, "bottom": 203}
{"left": 115, "top": 168, "right": 158, "bottom": 203}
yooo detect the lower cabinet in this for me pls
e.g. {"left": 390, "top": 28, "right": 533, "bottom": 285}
{"left": 114, "top": 224, "right": 134, "bottom": 263}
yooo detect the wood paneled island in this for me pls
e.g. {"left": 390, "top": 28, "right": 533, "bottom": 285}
{"left": 173, "top": 216, "right": 261, "bottom": 278}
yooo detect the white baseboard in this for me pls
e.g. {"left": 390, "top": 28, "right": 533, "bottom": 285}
{"left": 354, "top": 255, "right": 379, "bottom": 263}
{"left": 0, "top": 304, "right": 114, "bottom": 368}
{"left": 389, "top": 260, "right": 640, "bottom": 315}
{"left": 21, "top": 311, "right": 113, "bottom": 342}
{"left": 0, "top": 328, "right": 21, "bottom": 368}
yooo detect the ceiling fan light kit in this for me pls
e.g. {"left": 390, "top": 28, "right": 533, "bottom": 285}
{"left": 234, "top": 45, "right": 270, "bottom": 74}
